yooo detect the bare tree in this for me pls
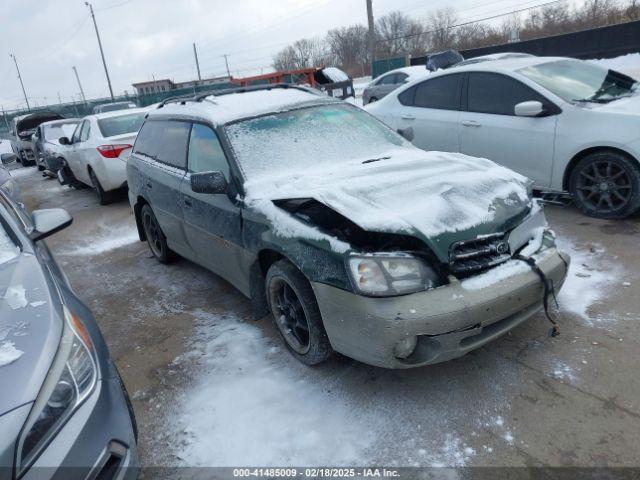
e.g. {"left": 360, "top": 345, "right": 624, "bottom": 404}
{"left": 375, "top": 11, "right": 428, "bottom": 59}
{"left": 427, "top": 7, "right": 458, "bottom": 51}
{"left": 325, "top": 24, "right": 369, "bottom": 72}
{"left": 272, "top": 37, "right": 327, "bottom": 71}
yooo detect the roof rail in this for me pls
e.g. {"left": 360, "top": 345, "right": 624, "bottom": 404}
{"left": 157, "top": 83, "right": 316, "bottom": 108}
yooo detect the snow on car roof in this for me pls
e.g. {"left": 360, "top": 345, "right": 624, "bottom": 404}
{"left": 148, "top": 87, "right": 336, "bottom": 126}
{"left": 89, "top": 106, "right": 150, "bottom": 121}
{"left": 448, "top": 55, "right": 568, "bottom": 73}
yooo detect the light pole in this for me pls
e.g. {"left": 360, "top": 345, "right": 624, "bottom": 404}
{"left": 222, "top": 54, "right": 231, "bottom": 78}
{"left": 86, "top": 2, "right": 115, "bottom": 100}
{"left": 72, "top": 66, "right": 88, "bottom": 104}
{"left": 193, "top": 43, "right": 202, "bottom": 82}
{"left": 366, "top": 0, "right": 375, "bottom": 76}
{"left": 10, "top": 53, "right": 30, "bottom": 111}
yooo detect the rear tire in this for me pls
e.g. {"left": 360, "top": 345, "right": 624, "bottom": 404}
{"left": 89, "top": 169, "right": 113, "bottom": 205}
{"left": 569, "top": 151, "right": 640, "bottom": 219}
{"left": 140, "top": 204, "right": 173, "bottom": 264}
{"left": 266, "top": 260, "right": 332, "bottom": 366}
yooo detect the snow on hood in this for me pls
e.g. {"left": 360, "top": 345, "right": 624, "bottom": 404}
{"left": 244, "top": 148, "right": 531, "bottom": 242}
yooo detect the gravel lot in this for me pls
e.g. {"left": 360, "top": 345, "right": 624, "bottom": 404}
{"left": 11, "top": 164, "right": 640, "bottom": 469}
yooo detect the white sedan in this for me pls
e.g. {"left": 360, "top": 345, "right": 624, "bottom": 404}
{"left": 59, "top": 108, "right": 148, "bottom": 204}
{"left": 366, "top": 56, "right": 640, "bottom": 219}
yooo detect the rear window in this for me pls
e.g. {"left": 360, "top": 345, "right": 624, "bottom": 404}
{"left": 399, "top": 73, "right": 462, "bottom": 110}
{"left": 133, "top": 120, "right": 191, "bottom": 169}
{"left": 97, "top": 112, "right": 146, "bottom": 138}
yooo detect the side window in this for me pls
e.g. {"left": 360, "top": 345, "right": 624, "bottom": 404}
{"left": 72, "top": 121, "right": 85, "bottom": 143}
{"left": 413, "top": 74, "right": 463, "bottom": 110}
{"left": 376, "top": 74, "right": 394, "bottom": 86}
{"left": 80, "top": 121, "right": 91, "bottom": 142}
{"left": 133, "top": 120, "right": 190, "bottom": 169}
{"left": 395, "top": 73, "right": 408, "bottom": 84}
{"left": 467, "top": 72, "right": 549, "bottom": 116}
{"left": 187, "top": 124, "right": 230, "bottom": 178}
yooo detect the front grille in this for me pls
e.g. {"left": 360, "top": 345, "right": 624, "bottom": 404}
{"left": 449, "top": 232, "right": 511, "bottom": 276}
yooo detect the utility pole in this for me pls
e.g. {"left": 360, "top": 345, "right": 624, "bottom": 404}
{"left": 57, "top": 92, "right": 63, "bottom": 105}
{"left": 1, "top": 106, "right": 10, "bottom": 131}
{"left": 72, "top": 66, "right": 87, "bottom": 104}
{"left": 86, "top": 2, "right": 114, "bottom": 100}
{"left": 193, "top": 43, "right": 202, "bottom": 82}
{"left": 222, "top": 54, "right": 231, "bottom": 78}
{"left": 366, "top": 0, "right": 376, "bottom": 77}
{"left": 10, "top": 53, "right": 30, "bottom": 111}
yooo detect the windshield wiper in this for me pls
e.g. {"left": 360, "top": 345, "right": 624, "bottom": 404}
{"left": 362, "top": 156, "right": 391, "bottom": 164}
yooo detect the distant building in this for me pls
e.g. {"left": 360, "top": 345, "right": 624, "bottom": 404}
{"left": 132, "top": 76, "right": 231, "bottom": 95}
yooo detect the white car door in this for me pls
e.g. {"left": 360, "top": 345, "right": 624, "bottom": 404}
{"left": 459, "top": 72, "right": 559, "bottom": 188}
{"left": 394, "top": 73, "right": 463, "bottom": 153}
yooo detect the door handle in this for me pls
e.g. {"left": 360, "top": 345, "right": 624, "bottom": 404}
{"left": 461, "top": 120, "right": 481, "bottom": 127}
{"left": 184, "top": 197, "right": 192, "bottom": 207}
{"left": 401, "top": 115, "right": 415, "bottom": 120}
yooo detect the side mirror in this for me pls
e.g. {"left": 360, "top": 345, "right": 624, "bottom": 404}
{"left": 397, "top": 126, "right": 415, "bottom": 142}
{"left": 59, "top": 136, "right": 71, "bottom": 145}
{"left": 29, "top": 208, "right": 72, "bottom": 242}
{"left": 1, "top": 153, "right": 17, "bottom": 165}
{"left": 190, "top": 171, "right": 228, "bottom": 195}
{"left": 514, "top": 100, "right": 544, "bottom": 117}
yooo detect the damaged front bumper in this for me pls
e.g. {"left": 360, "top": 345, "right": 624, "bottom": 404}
{"left": 311, "top": 248, "right": 570, "bottom": 369}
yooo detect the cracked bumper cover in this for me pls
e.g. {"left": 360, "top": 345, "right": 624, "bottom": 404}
{"left": 311, "top": 248, "right": 570, "bottom": 369}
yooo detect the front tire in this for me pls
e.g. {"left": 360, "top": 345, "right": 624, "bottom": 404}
{"left": 569, "top": 151, "right": 640, "bottom": 219}
{"left": 266, "top": 260, "right": 332, "bottom": 366}
{"left": 140, "top": 204, "right": 173, "bottom": 264}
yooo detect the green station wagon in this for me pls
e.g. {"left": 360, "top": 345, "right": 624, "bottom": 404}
{"left": 127, "top": 85, "right": 570, "bottom": 369}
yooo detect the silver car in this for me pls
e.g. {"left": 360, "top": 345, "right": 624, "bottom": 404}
{"left": 0, "top": 188, "right": 138, "bottom": 478}
{"left": 362, "top": 66, "right": 428, "bottom": 105}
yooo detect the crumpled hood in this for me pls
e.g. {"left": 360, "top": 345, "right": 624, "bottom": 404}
{"left": 0, "top": 253, "right": 62, "bottom": 416}
{"left": 245, "top": 148, "right": 533, "bottom": 261}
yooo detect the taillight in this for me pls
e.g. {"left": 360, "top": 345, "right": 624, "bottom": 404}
{"left": 96, "top": 144, "right": 132, "bottom": 158}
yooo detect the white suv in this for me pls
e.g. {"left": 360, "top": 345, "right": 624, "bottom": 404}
{"left": 366, "top": 56, "right": 640, "bottom": 219}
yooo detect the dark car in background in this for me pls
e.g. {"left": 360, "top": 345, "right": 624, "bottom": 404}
{"left": 0, "top": 189, "right": 138, "bottom": 478}
{"left": 32, "top": 119, "right": 81, "bottom": 173}
{"left": 10, "top": 112, "right": 65, "bottom": 166}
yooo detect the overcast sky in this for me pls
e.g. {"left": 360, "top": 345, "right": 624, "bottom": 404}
{"left": 0, "top": 0, "right": 573, "bottom": 111}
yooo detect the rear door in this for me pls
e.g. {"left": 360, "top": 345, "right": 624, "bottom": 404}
{"left": 459, "top": 72, "right": 558, "bottom": 187}
{"left": 131, "top": 119, "right": 190, "bottom": 252}
{"left": 66, "top": 120, "right": 92, "bottom": 184}
{"left": 180, "top": 123, "right": 249, "bottom": 294}
{"left": 394, "top": 73, "right": 463, "bottom": 153}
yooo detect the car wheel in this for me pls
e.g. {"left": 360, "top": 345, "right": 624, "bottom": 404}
{"left": 266, "top": 259, "right": 332, "bottom": 365}
{"left": 569, "top": 151, "right": 640, "bottom": 219}
{"left": 140, "top": 204, "right": 173, "bottom": 264}
{"left": 89, "top": 169, "right": 113, "bottom": 205}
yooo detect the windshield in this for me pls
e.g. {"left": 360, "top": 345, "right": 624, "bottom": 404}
{"left": 519, "top": 59, "right": 638, "bottom": 103}
{"left": 225, "top": 104, "right": 405, "bottom": 180}
{"left": 43, "top": 122, "right": 80, "bottom": 141}
{"left": 97, "top": 112, "right": 146, "bottom": 138}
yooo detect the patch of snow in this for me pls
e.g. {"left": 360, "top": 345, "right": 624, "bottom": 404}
{"left": 322, "top": 67, "right": 349, "bottom": 83}
{"left": 173, "top": 311, "right": 376, "bottom": 466}
{"left": 0, "top": 341, "right": 23, "bottom": 367}
{"left": 5, "top": 166, "right": 36, "bottom": 178}
{"left": 430, "top": 435, "right": 475, "bottom": 467}
{"left": 0, "top": 226, "right": 20, "bottom": 265}
{"left": 591, "top": 53, "right": 640, "bottom": 78}
{"left": 29, "top": 300, "right": 46, "bottom": 308}
{"left": 551, "top": 362, "right": 576, "bottom": 382}
{"left": 554, "top": 237, "right": 619, "bottom": 322}
{"left": 63, "top": 227, "right": 139, "bottom": 256}
{"left": 3, "top": 285, "right": 27, "bottom": 309}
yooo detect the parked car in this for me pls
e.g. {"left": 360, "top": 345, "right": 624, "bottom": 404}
{"left": 58, "top": 108, "right": 147, "bottom": 204}
{"left": 366, "top": 56, "right": 640, "bottom": 219}
{"left": 92, "top": 102, "right": 137, "bottom": 114}
{"left": 10, "top": 111, "right": 65, "bottom": 166}
{"left": 362, "top": 66, "right": 429, "bottom": 105}
{"left": 32, "top": 118, "right": 81, "bottom": 173}
{"left": 0, "top": 189, "right": 138, "bottom": 478}
{"left": 0, "top": 152, "right": 21, "bottom": 201}
{"left": 127, "top": 84, "right": 569, "bottom": 369}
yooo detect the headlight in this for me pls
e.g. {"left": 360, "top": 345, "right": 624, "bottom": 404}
{"left": 15, "top": 306, "right": 97, "bottom": 475}
{"left": 1, "top": 178, "right": 15, "bottom": 196}
{"left": 347, "top": 252, "right": 442, "bottom": 296}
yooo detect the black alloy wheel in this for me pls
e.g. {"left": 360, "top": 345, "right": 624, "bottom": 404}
{"left": 140, "top": 204, "right": 172, "bottom": 263}
{"left": 570, "top": 151, "right": 640, "bottom": 219}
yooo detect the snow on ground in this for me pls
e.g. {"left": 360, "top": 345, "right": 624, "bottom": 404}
{"left": 172, "top": 311, "right": 377, "bottom": 466}
{"left": 555, "top": 236, "right": 620, "bottom": 323}
{"left": 4, "top": 166, "right": 36, "bottom": 178}
{"left": 0, "top": 341, "right": 23, "bottom": 367}
{"left": 591, "top": 53, "right": 640, "bottom": 78}
{"left": 61, "top": 224, "right": 139, "bottom": 256}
